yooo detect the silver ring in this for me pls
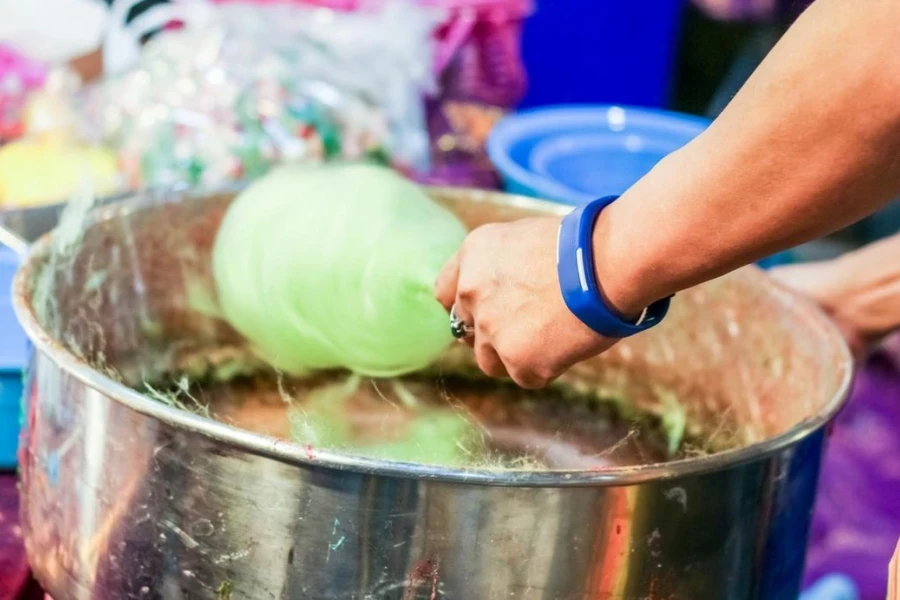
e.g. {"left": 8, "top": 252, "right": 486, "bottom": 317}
{"left": 449, "top": 304, "right": 475, "bottom": 339}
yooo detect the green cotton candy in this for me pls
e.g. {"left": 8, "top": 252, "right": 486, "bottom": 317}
{"left": 302, "top": 411, "right": 480, "bottom": 465}
{"left": 212, "top": 163, "right": 467, "bottom": 377}
{"left": 289, "top": 377, "right": 483, "bottom": 466}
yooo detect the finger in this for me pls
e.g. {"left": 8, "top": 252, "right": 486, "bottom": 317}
{"left": 434, "top": 251, "right": 461, "bottom": 311}
{"left": 508, "top": 368, "right": 549, "bottom": 390}
{"left": 474, "top": 341, "right": 507, "bottom": 378}
{"left": 493, "top": 336, "right": 556, "bottom": 389}
{"left": 502, "top": 350, "right": 551, "bottom": 389}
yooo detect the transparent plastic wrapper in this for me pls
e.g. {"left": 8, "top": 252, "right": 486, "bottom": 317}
{"left": 75, "top": 1, "right": 436, "bottom": 189}
{"left": 214, "top": 0, "right": 532, "bottom": 187}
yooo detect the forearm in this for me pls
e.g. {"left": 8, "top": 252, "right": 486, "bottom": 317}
{"left": 595, "top": 0, "right": 900, "bottom": 315}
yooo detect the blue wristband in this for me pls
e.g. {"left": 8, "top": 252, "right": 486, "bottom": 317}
{"left": 557, "top": 196, "right": 671, "bottom": 338}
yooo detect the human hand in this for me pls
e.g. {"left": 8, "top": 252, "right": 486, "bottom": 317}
{"left": 770, "top": 261, "right": 870, "bottom": 359}
{"left": 769, "top": 242, "right": 900, "bottom": 361}
{"left": 433, "top": 216, "right": 618, "bottom": 389}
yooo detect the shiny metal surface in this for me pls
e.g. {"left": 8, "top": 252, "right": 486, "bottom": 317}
{"left": 0, "top": 185, "right": 188, "bottom": 255}
{"left": 14, "top": 187, "right": 852, "bottom": 599}
{"left": 0, "top": 202, "right": 60, "bottom": 255}
{"left": 0, "top": 197, "right": 105, "bottom": 255}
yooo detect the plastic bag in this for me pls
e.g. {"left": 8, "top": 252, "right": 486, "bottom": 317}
{"left": 76, "top": 0, "right": 436, "bottom": 189}
{"left": 225, "top": 0, "right": 533, "bottom": 187}
{"left": 0, "top": 0, "right": 107, "bottom": 66}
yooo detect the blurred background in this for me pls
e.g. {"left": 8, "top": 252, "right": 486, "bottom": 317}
{"left": 0, "top": 2, "right": 896, "bottom": 600}
{"left": 4, "top": 0, "right": 894, "bottom": 252}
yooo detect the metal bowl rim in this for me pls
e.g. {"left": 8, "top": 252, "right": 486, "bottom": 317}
{"left": 11, "top": 188, "right": 854, "bottom": 487}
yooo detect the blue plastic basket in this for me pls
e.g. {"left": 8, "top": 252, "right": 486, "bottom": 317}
{"left": 488, "top": 104, "right": 709, "bottom": 205}
{"left": 0, "top": 247, "right": 25, "bottom": 470}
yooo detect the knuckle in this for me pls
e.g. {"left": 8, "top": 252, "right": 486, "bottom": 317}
{"left": 479, "top": 360, "right": 505, "bottom": 379}
{"left": 509, "top": 368, "right": 546, "bottom": 390}
{"left": 498, "top": 344, "right": 527, "bottom": 369}
{"left": 456, "top": 278, "right": 479, "bottom": 303}
{"left": 532, "top": 377, "right": 551, "bottom": 389}
{"left": 497, "top": 344, "right": 555, "bottom": 389}
{"left": 473, "top": 343, "right": 500, "bottom": 377}
{"left": 456, "top": 286, "right": 476, "bottom": 304}
{"left": 469, "top": 223, "right": 496, "bottom": 239}
{"left": 464, "top": 224, "right": 500, "bottom": 251}
{"left": 460, "top": 230, "right": 480, "bottom": 252}
{"left": 475, "top": 317, "right": 493, "bottom": 338}
{"left": 534, "top": 361, "right": 562, "bottom": 383}
{"left": 531, "top": 368, "right": 553, "bottom": 385}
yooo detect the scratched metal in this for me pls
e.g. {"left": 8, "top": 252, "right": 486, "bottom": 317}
{"left": 12, "top": 187, "right": 852, "bottom": 599}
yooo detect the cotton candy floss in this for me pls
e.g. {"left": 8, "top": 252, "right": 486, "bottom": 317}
{"left": 213, "top": 164, "right": 467, "bottom": 377}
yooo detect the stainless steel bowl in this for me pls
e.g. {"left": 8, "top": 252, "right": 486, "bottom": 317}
{"left": 13, "top": 187, "right": 852, "bottom": 600}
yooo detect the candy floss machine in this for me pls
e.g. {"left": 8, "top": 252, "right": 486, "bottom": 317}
{"left": 12, "top": 187, "right": 850, "bottom": 600}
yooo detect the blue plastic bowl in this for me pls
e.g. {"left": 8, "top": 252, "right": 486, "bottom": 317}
{"left": 488, "top": 105, "right": 710, "bottom": 205}
{"left": 800, "top": 574, "right": 859, "bottom": 600}
{"left": 0, "top": 247, "right": 26, "bottom": 470}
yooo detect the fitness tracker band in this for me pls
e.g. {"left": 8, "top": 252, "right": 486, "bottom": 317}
{"left": 557, "top": 195, "right": 671, "bottom": 338}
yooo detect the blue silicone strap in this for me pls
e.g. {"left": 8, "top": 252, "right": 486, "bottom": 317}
{"left": 557, "top": 196, "right": 671, "bottom": 338}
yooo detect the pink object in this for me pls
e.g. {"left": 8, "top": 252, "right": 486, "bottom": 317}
{"left": 0, "top": 45, "right": 46, "bottom": 141}
{"left": 0, "top": 47, "right": 45, "bottom": 88}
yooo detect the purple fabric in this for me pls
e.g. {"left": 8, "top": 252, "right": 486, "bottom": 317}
{"left": 804, "top": 346, "right": 900, "bottom": 600}
{"left": 0, "top": 475, "right": 41, "bottom": 600}
{"left": 423, "top": 4, "right": 528, "bottom": 187}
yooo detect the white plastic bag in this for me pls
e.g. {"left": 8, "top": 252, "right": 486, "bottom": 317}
{"left": 0, "top": 0, "right": 108, "bottom": 65}
{"left": 80, "top": 0, "right": 437, "bottom": 187}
